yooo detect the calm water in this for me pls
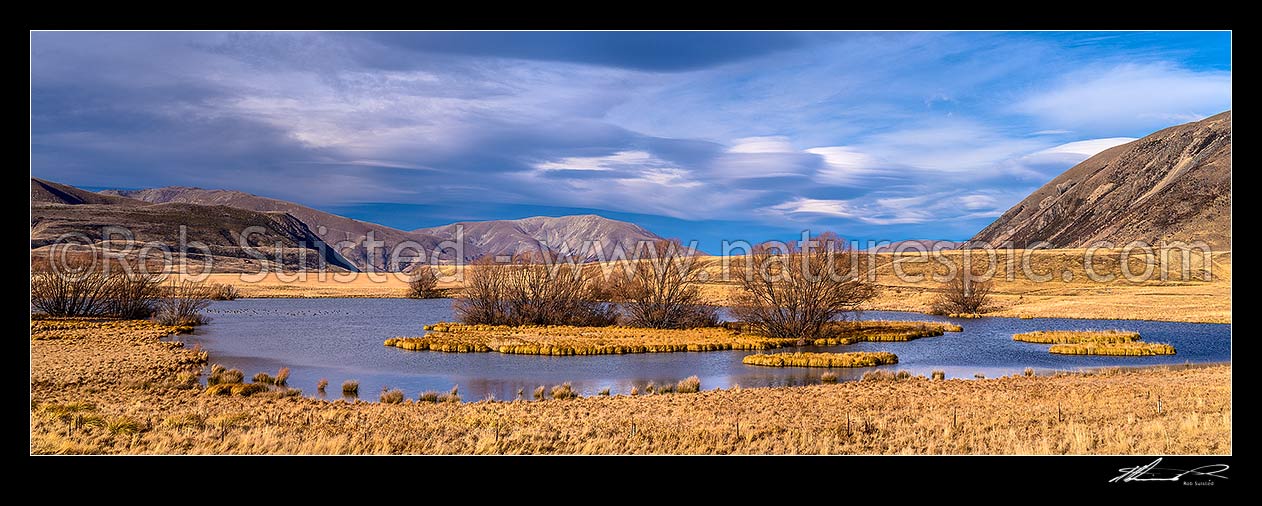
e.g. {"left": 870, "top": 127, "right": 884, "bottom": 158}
{"left": 184, "top": 298, "right": 1231, "bottom": 402}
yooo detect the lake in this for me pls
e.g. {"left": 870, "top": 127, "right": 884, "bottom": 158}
{"left": 184, "top": 298, "right": 1231, "bottom": 402}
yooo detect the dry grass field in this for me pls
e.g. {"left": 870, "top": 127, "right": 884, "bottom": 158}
{"left": 196, "top": 248, "right": 1231, "bottom": 324}
{"left": 30, "top": 319, "right": 1230, "bottom": 455}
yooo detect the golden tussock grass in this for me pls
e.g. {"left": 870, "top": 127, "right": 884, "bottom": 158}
{"left": 204, "top": 383, "right": 269, "bottom": 397}
{"left": 379, "top": 388, "right": 405, "bottom": 404}
{"left": 1049, "top": 342, "right": 1176, "bottom": 356}
{"left": 550, "top": 383, "right": 578, "bottom": 400}
{"left": 387, "top": 320, "right": 955, "bottom": 356}
{"left": 341, "top": 380, "right": 359, "bottom": 395}
{"left": 806, "top": 321, "right": 962, "bottom": 346}
{"left": 389, "top": 324, "right": 793, "bottom": 355}
{"left": 742, "top": 351, "right": 899, "bottom": 368}
{"left": 1013, "top": 330, "right": 1141, "bottom": 344}
{"left": 31, "top": 316, "right": 1230, "bottom": 455}
{"left": 676, "top": 375, "right": 701, "bottom": 393}
{"left": 820, "top": 371, "right": 839, "bottom": 383}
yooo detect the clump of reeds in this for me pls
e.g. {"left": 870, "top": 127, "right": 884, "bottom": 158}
{"left": 162, "top": 413, "right": 205, "bottom": 431}
{"left": 173, "top": 371, "right": 199, "bottom": 390}
{"left": 742, "top": 351, "right": 899, "bottom": 368}
{"left": 317, "top": 378, "right": 328, "bottom": 393}
{"left": 418, "top": 391, "right": 440, "bottom": 403}
{"left": 974, "top": 373, "right": 986, "bottom": 379}
{"left": 676, "top": 375, "right": 701, "bottom": 393}
{"left": 380, "top": 388, "right": 405, "bottom": 404}
{"left": 821, "top": 371, "right": 839, "bottom": 383}
{"left": 106, "top": 416, "right": 143, "bottom": 435}
{"left": 931, "top": 370, "right": 945, "bottom": 380}
{"left": 253, "top": 372, "right": 275, "bottom": 384}
{"left": 1024, "top": 368, "right": 1035, "bottom": 377}
{"left": 598, "top": 387, "right": 611, "bottom": 396}
{"left": 204, "top": 383, "right": 268, "bottom": 396}
{"left": 1012, "top": 330, "right": 1141, "bottom": 344}
{"left": 1049, "top": 342, "right": 1175, "bottom": 356}
{"left": 342, "top": 380, "right": 359, "bottom": 395}
{"left": 550, "top": 382, "right": 578, "bottom": 400}
{"left": 208, "top": 365, "right": 243, "bottom": 385}
{"left": 435, "top": 385, "right": 461, "bottom": 403}
{"left": 861, "top": 370, "right": 895, "bottom": 382}
{"left": 209, "top": 283, "right": 239, "bottom": 301}
{"left": 533, "top": 385, "right": 546, "bottom": 400}
{"left": 275, "top": 367, "right": 289, "bottom": 386}
{"left": 629, "top": 386, "right": 639, "bottom": 396}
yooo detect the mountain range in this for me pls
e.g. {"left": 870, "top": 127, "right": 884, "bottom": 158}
{"left": 31, "top": 111, "right": 1232, "bottom": 271}
{"left": 35, "top": 180, "right": 667, "bottom": 272}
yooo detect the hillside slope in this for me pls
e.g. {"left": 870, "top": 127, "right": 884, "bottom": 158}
{"left": 104, "top": 187, "right": 669, "bottom": 264}
{"left": 972, "top": 111, "right": 1231, "bottom": 249}
{"left": 102, "top": 187, "right": 442, "bottom": 271}
{"left": 32, "top": 180, "right": 355, "bottom": 272}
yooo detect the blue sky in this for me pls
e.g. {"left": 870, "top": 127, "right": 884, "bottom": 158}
{"left": 31, "top": 31, "right": 1231, "bottom": 250}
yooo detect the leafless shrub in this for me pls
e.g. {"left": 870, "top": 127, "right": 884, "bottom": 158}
{"left": 209, "top": 283, "right": 239, "bottom": 301}
{"left": 930, "top": 270, "right": 993, "bottom": 315}
{"left": 406, "top": 267, "right": 444, "bottom": 299}
{"left": 609, "top": 240, "right": 717, "bottom": 328}
{"left": 31, "top": 258, "right": 112, "bottom": 317}
{"left": 729, "top": 233, "right": 876, "bottom": 341}
{"left": 455, "top": 252, "right": 616, "bottom": 326}
{"left": 103, "top": 271, "right": 164, "bottom": 319}
{"left": 31, "top": 258, "right": 162, "bottom": 318}
{"left": 154, "top": 280, "right": 214, "bottom": 326}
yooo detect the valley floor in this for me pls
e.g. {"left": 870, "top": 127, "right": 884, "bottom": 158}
{"left": 198, "top": 248, "right": 1232, "bottom": 324}
{"left": 30, "top": 320, "right": 1230, "bottom": 455}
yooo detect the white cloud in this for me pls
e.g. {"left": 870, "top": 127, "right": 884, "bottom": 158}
{"left": 958, "top": 194, "right": 997, "bottom": 211}
{"left": 1033, "top": 137, "right": 1135, "bottom": 158}
{"left": 771, "top": 198, "right": 859, "bottom": 218}
{"left": 806, "top": 146, "right": 886, "bottom": 185}
{"left": 729, "top": 136, "right": 797, "bottom": 153}
{"left": 534, "top": 150, "right": 655, "bottom": 171}
{"left": 1013, "top": 63, "right": 1231, "bottom": 133}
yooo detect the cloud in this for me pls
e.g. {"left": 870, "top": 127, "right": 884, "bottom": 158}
{"left": 355, "top": 32, "right": 811, "bottom": 72}
{"left": 29, "top": 32, "right": 1231, "bottom": 247}
{"left": 1032, "top": 137, "right": 1136, "bottom": 157}
{"left": 1013, "top": 63, "right": 1231, "bottom": 134}
{"left": 534, "top": 150, "right": 656, "bottom": 172}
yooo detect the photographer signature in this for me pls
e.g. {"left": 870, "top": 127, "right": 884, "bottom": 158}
{"left": 1110, "top": 458, "right": 1229, "bottom": 483}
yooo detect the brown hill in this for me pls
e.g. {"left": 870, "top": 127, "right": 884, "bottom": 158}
{"left": 101, "top": 187, "right": 444, "bottom": 271}
{"left": 415, "top": 214, "right": 671, "bottom": 261}
{"left": 103, "top": 186, "right": 669, "bottom": 265}
{"left": 972, "top": 111, "right": 1231, "bottom": 249}
{"left": 32, "top": 178, "right": 142, "bottom": 207}
{"left": 32, "top": 179, "right": 356, "bottom": 273}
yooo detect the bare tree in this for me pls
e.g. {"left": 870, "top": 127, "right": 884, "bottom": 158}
{"left": 454, "top": 252, "right": 616, "bottom": 326}
{"left": 406, "top": 266, "right": 443, "bottom": 299}
{"left": 610, "top": 240, "right": 717, "bottom": 328}
{"left": 31, "top": 258, "right": 112, "bottom": 317}
{"left": 729, "top": 233, "right": 876, "bottom": 341}
{"left": 454, "top": 257, "right": 510, "bottom": 324}
{"left": 155, "top": 280, "right": 215, "bottom": 326}
{"left": 32, "top": 257, "right": 162, "bottom": 318}
{"left": 102, "top": 270, "right": 164, "bottom": 319}
{"left": 930, "top": 269, "right": 993, "bottom": 315}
